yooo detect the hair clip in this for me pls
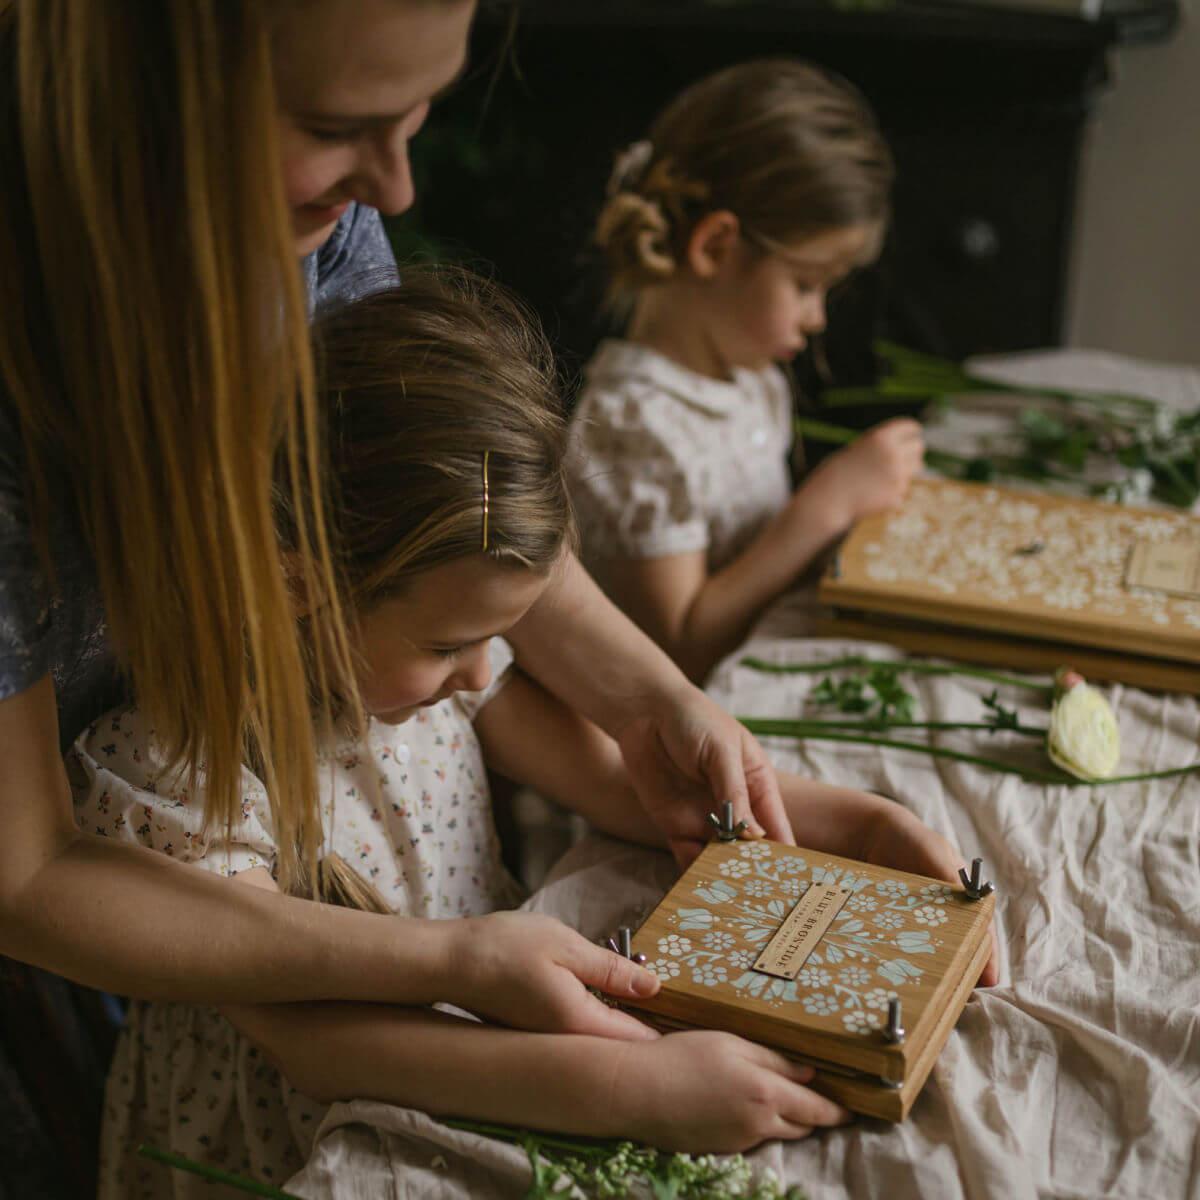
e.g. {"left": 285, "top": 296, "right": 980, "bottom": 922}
{"left": 607, "top": 139, "right": 654, "bottom": 197}
{"left": 481, "top": 450, "right": 490, "bottom": 551}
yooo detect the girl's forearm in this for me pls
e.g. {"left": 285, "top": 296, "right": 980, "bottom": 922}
{"left": 671, "top": 502, "right": 844, "bottom": 681}
{"left": 776, "top": 775, "right": 897, "bottom": 858}
{"left": 506, "top": 551, "right": 692, "bottom": 737}
{"left": 223, "top": 1001, "right": 634, "bottom": 1138}
{"left": 3, "top": 828, "right": 457, "bottom": 1006}
{"left": 475, "top": 674, "right": 666, "bottom": 849}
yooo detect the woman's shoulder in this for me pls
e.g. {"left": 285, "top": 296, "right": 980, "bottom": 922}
{"left": 304, "top": 203, "right": 399, "bottom": 316}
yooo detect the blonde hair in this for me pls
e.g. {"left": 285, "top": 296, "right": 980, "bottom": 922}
{"left": 291, "top": 269, "right": 573, "bottom": 626}
{"left": 595, "top": 59, "right": 894, "bottom": 307}
{"left": 0, "top": 1, "right": 356, "bottom": 892}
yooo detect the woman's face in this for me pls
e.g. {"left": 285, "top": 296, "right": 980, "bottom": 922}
{"left": 273, "top": 0, "right": 476, "bottom": 255}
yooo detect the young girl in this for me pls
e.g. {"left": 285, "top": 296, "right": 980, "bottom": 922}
{"left": 72, "top": 272, "right": 986, "bottom": 1197}
{"left": 569, "top": 60, "right": 926, "bottom": 682}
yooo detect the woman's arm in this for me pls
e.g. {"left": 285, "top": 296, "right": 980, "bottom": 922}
{"left": 0, "top": 676, "right": 658, "bottom": 1033}
{"left": 505, "top": 552, "right": 791, "bottom": 864}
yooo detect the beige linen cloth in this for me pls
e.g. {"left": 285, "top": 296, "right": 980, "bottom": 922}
{"left": 288, "top": 352, "right": 1200, "bottom": 1199}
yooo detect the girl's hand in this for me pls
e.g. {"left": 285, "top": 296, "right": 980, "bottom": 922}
{"left": 617, "top": 682, "right": 793, "bottom": 867}
{"left": 780, "top": 779, "right": 1000, "bottom": 987}
{"left": 799, "top": 417, "right": 924, "bottom": 531}
{"left": 447, "top": 912, "right": 662, "bottom": 1040}
{"left": 854, "top": 803, "right": 1000, "bottom": 988}
{"left": 614, "top": 1030, "right": 851, "bottom": 1151}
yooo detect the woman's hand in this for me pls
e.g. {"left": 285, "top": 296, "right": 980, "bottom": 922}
{"left": 616, "top": 682, "right": 793, "bottom": 866}
{"left": 447, "top": 912, "right": 662, "bottom": 1040}
{"left": 612, "top": 1030, "right": 851, "bottom": 1152}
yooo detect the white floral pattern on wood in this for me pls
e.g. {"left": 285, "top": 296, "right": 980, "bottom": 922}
{"left": 658, "top": 843, "right": 947, "bottom": 1039}
{"left": 829, "top": 479, "right": 1200, "bottom": 658}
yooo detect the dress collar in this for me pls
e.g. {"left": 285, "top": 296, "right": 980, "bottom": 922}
{"left": 586, "top": 339, "right": 757, "bottom": 416}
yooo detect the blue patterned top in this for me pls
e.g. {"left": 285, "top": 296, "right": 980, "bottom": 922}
{"left": 0, "top": 203, "right": 397, "bottom": 746}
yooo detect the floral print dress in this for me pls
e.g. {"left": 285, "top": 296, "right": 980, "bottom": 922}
{"left": 69, "top": 639, "right": 521, "bottom": 1200}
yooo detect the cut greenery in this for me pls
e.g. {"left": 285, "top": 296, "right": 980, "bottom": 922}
{"left": 740, "top": 656, "right": 1200, "bottom": 786}
{"left": 798, "top": 340, "right": 1200, "bottom": 509}
{"left": 446, "top": 1120, "right": 807, "bottom": 1200}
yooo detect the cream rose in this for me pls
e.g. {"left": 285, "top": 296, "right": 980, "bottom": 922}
{"left": 1047, "top": 670, "right": 1121, "bottom": 780}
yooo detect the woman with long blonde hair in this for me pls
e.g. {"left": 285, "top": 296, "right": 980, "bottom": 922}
{"left": 0, "top": 0, "right": 789, "bottom": 1182}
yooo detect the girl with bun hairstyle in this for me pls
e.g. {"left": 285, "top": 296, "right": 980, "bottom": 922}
{"left": 570, "top": 60, "right": 925, "bottom": 681}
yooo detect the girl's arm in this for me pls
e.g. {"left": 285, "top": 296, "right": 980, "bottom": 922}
{"left": 223, "top": 997, "right": 847, "bottom": 1152}
{"left": 222, "top": 865, "right": 849, "bottom": 1152}
{"left": 606, "top": 501, "right": 843, "bottom": 685}
{"left": 506, "top": 550, "right": 791, "bottom": 864}
{"left": 608, "top": 418, "right": 925, "bottom": 683}
{"left": 0, "top": 676, "right": 657, "bottom": 1034}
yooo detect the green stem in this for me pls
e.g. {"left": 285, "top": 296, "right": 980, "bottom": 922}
{"left": 739, "top": 654, "right": 1056, "bottom": 694}
{"left": 445, "top": 1118, "right": 612, "bottom": 1159}
{"left": 738, "top": 719, "right": 1066, "bottom": 782}
{"left": 738, "top": 720, "right": 1200, "bottom": 787}
{"left": 137, "top": 1146, "right": 300, "bottom": 1199}
{"left": 793, "top": 416, "right": 857, "bottom": 445}
{"left": 787, "top": 717, "right": 1048, "bottom": 738}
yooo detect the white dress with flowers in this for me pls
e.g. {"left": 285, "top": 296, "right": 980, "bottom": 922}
{"left": 568, "top": 339, "right": 794, "bottom": 591}
{"left": 70, "top": 639, "right": 521, "bottom": 1200}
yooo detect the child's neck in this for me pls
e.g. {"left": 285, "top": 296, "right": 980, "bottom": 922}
{"left": 625, "top": 285, "right": 737, "bottom": 383}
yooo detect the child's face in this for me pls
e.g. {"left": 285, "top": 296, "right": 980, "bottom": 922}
{"left": 352, "top": 554, "right": 550, "bottom": 725}
{"left": 715, "top": 224, "right": 878, "bottom": 369}
{"left": 272, "top": 0, "right": 476, "bottom": 256}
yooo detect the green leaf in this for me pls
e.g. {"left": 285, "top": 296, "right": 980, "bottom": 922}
{"left": 981, "top": 690, "right": 1021, "bottom": 731}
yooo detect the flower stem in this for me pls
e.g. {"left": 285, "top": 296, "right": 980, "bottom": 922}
{"left": 738, "top": 719, "right": 1066, "bottom": 782}
{"left": 739, "top": 720, "right": 1200, "bottom": 787}
{"left": 136, "top": 1146, "right": 300, "bottom": 1199}
{"left": 783, "top": 717, "right": 1048, "bottom": 738}
{"left": 740, "top": 654, "right": 1056, "bottom": 694}
{"left": 793, "top": 416, "right": 857, "bottom": 446}
{"left": 445, "top": 1117, "right": 611, "bottom": 1158}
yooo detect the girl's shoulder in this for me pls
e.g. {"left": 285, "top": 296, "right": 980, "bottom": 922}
{"left": 577, "top": 340, "right": 748, "bottom": 423}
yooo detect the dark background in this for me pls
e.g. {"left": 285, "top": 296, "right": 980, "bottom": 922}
{"left": 386, "top": 1, "right": 1174, "bottom": 400}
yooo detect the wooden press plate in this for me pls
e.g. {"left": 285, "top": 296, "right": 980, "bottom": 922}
{"left": 819, "top": 479, "right": 1200, "bottom": 667}
{"left": 623, "top": 840, "right": 993, "bottom": 1121}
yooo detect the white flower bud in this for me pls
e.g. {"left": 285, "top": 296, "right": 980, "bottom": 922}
{"left": 1047, "top": 676, "right": 1121, "bottom": 780}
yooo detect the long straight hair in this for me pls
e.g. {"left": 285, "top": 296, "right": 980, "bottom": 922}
{"left": 0, "top": 1, "right": 356, "bottom": 891}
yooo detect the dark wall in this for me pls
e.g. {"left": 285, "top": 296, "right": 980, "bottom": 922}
{"left": 390, "top": 4, "right": 1119, "bottom": 390}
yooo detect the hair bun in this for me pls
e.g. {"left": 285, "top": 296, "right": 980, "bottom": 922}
{"left": 594, "top": 191, "right": 677, "bottom": 284}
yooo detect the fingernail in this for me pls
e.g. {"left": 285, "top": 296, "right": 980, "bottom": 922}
{"left": 795, "top": 1064, "right": 815, "bottom": 1083}
{"left": 746, "top": 821, "right": 766, "bottom": 839}
{"left": 632, "top": 970, "right": 660, "bottom": 997}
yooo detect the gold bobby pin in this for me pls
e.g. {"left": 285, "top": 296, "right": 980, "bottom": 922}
{"left": 481, "top": 450, "right": 491, "bottom": 551}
